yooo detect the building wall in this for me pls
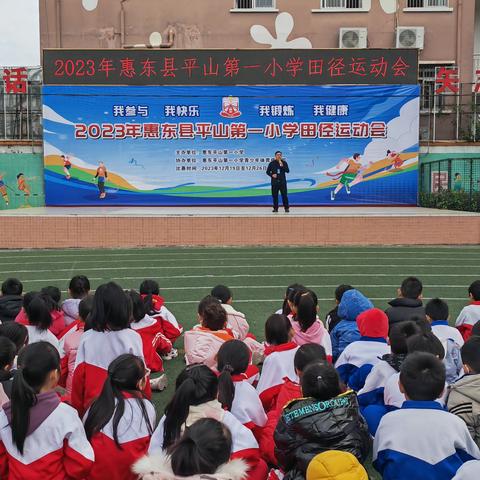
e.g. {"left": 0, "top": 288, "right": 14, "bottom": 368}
{"left": 40, "top": 0, "right": 476, "bottom": 83}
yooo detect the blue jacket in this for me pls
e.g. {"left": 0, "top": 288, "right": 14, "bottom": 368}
{"left": 331, "top": 290, "right": 373, "bottom": 361}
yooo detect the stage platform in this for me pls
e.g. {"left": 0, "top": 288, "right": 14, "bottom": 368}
{"left": 0, "top": 206, "right": 478, "bottom": 248}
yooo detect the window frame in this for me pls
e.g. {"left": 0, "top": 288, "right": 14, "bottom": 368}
{"left": 230, "top": 0, "right": 278, "bottom": 13}
{"left": 404, "top": 0, "right": 452, "bottom": 12}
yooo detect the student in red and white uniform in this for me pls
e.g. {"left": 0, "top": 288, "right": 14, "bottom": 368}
{"left": 256, "top": 314, "right": 299, "bottom": 412}
{"left": 59, "top": 296, "right": 93, "bottom": 400}
{"left": 84, "top": 353, "right": 155, "bottom": 480}
{"left": 217, "top": 340, "right": 267, "bottom": 439}
{"left": 184, "top": 296, "right": 235, "bottom": 369}
{"left": 149, "top": 364, "right": 268, "bottom": 480}
{"left": 127, "top": 290, "right": 172, "bottom": 372}
{"left": 140, "top": 280, "right": 183, "bottom": 354}
{"left": 259, "top": 343, "right": 327, "bottom": 466}
{"left": 71, "top": 282, "right": 148, "bottom": 416}
{"left": 0, "top": 342, "right": 94, "bottom": 479}
{"left": 456, "top": 280, "right": 480, "bottom": 341}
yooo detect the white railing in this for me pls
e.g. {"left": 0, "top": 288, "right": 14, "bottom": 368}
{"left": 407, "top": 0, "right": 449, "bottom": 8}
{"left": 321, "top": 0, "right": 363, "bottom": 8}
{"left": 234, "top": 0, "right": 275, "bottom": 9}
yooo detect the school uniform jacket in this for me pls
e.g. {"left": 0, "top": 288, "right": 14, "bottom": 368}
{"left": 455, "top": 302, "right": 480, "bottom": 341}
{"left": 149, "top": 401, "right": 268, "bottom": 480}
{"left": 131, "top": 315, "right": 171, "bottom": 372}
{"left": 256, "top": 342, "right": 299, "bottom": 411}
{"left": 71, "top": 329, "right": 146, "bottom": 416}
{"left": 142, "top": 295, "right": 183, "bottom": 343}
{"left": 86, "top": 394, "right": 156, "bottom": 480}
{"left": 231, "top": 376, "right": 268, "bottom": 433}
{"left": 431, "top": 321, "right": 465, "bottom": 347}
{"left": 335, "top": 338, "right": 390, "bottom": 391}
{"left": 373, "top": 401, "right": 480, "bottom": 480}
{"left": 0, "top": 394, "right": 94, "bottom": 479}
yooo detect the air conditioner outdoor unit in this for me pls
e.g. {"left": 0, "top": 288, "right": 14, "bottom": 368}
{"left": 396, "top": 26, "right": 425, "bottom": 49}
{"left": 339, "top": 28, "right": 367, "bottom": 49}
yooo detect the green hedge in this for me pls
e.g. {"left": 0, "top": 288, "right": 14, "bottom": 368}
{"left": 419, "top": 190, "right": 480, "bottom": 212}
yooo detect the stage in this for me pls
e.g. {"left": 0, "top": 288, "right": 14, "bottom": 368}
{"left": 0, "top": 206, "right": 478, "bottom": 248}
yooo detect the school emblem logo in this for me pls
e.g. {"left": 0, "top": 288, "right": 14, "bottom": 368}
{"left": 220, "top": 96, "right": 241, "bottom": 118}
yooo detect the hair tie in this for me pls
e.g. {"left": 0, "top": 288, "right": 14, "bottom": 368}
{"left": 317, "top": 375, "right": 323, "bottom": 381}
{"left": 223, "top": 364, "right": 234, "bottom": 373}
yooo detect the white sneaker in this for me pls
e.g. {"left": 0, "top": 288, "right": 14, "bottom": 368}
{"left": 346, "top": 184, "right": 351, "bottom": 194}
{"left": 330, "top": 190, "right": 335, "bottom": 201}
{"left": 162, "top": 348, "right": 178, "bottom": 361}
{"left": 150, "top": 373, "right": 168, "bottom": 391}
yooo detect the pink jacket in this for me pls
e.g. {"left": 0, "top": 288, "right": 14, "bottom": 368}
{"left": 63, "top": 324, "right": 84, "bottom": 396}
{"left": 62, "top": 298, "right": 82, "bottom": 326}
{"left": 222, "top": 304, "right": 249, "bottom": 340}
{"left": 184, "top": 326, "right": 234, "bottom": 369}
{"left": 291, "top": 318, "right": 333, "bottom": 362}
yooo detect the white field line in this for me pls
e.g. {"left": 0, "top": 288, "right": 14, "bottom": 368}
{"left": 1, "top": 264, "right": 480, "bottom": 274}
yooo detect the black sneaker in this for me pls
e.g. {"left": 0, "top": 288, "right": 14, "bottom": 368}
{"left": 285, "top": 208, "right": 290, "bottom": 213}
{"left": 272, "top": 209, "right": 278, "bottom": 213}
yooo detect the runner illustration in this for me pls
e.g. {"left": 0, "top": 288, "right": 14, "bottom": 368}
{"left": 16, "top": 173, "right": 31, "bottom": 206}
{"left": 328, "top": 153, "right": 363, "bottom": 201}
{"left": 62, "top": 154, "right": 72, "bottom": 179}
{"left": 93, "top": 162, "right": 108, "bottom": 199}
{"left": 0, "top": 175, "right": 10, "bottom": 207}
{"left": 386, "top": 150, "right": 404, "bottom": 171}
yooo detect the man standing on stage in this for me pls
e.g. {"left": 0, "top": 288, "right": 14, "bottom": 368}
{"left": 266, "top": 151, "right": 290, "bottom": 213}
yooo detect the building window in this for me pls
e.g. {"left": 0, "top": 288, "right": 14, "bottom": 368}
{"left": 320, "top": 0, "right": 363, "bottom": 8}
{"left": 234, "top": 0, "right": 276, "bottom": 9}
{"left": 419, "top": 63, "right": 454, "bottom": 112}
{"left": 406, "top": 0, "right": 449, "bottom": 8}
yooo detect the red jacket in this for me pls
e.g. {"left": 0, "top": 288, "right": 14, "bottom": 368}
{"left": 16, "top": 308, "right": 66, "bottom": 339}
{"left": 259, "top": 378, "right": 302, "bottom": 466}
{"left": 131, "top": 315, "right": 172, "bottom": 372}
{"left": 141, "top": 295, "right": 183, "bottom": 344}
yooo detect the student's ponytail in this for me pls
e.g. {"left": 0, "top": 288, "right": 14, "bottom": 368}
{"left": 11, "top": 342, "right": 60, "bottom": 454}
{"left": 294, "top": 289, "right": 318, "bottom": 332}
{"left": 25, "top": 293, "right": 53, "bottom": 331}
{"left": 217, "top": 339, "right": 250, "bottom": 411}
{"left": 282, "top": 283, "right": 305, "bottom": 316}
{"left": 139, "top": 280, "right": 160, "bottom": 315}
{"left": 301, "top": 362, "right": 342, "bottom": 401}
{"left": 84, "top": 354, "right": 152, "bottom": 447}
{"left": 163, "top": 365, "right": 218, "bottom": 448}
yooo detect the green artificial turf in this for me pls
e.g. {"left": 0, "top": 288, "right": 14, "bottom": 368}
{"left": 1, "top": 245, "right": 479, "bottom": 479}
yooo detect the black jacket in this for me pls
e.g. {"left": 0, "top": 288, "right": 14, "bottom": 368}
{"left": 0, "top": 295, "right": 22, "bottom": 323}
{"left": 274, "top": 391, "right": 371, "bottom": 480}
{"left": 325, "top": 306, "right": 341, "bottom": 333}
{"left": 385, "top": 297, "right": 425, "bottom": 327}
{"left": 266, "top": 160, "right": 289, "bottom": 184}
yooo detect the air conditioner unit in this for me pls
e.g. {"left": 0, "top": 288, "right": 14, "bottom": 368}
{"left": 339, "top": 28, "right": 368, "bottom": 49}
{"left": 396, "top": 26, "right": 425, "bottom": 49}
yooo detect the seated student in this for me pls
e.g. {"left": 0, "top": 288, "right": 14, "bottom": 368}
{"left": 456, "top": 280, "right": 480, "bottom": 341}
{"left": 40, "top": 286, "right": 67, "bottom": 338}
{"left": 0, "top": 342, "right": 94, "bottom": 479}
{"left": 277, "top": 284, "right": 305, "bottom": 316}
{"left": 306, "top": 451, "right": 368, "bottom": 480}
{"left": 217, "top": 340, "right": 267, "bottom": 437}
{"left": 84, "top": 354, "right": 155, "bottom": 480}
{"left": 184, "top": 296, "right": 235, "bottom": 369}
{"left": 0, "top": 278, "right": 23, "bottom": 323}
{"left": 127, "top": 290, "right": 172, "bottom": 373}
{"left": 426, "top": 297, "right": 464, "bottom": 347}
{"left": 148, "top": 364, "right": 268, "bottom": 480}
{"left": 259, "top": 343, "right": 326, "bottom": 466}
{"left": 335, "top": 308, "right": 390, "bottom": 391}
{"left": 134, "top": 418, "right": 248, "bottom": 480}
{"left": 0, "top": 322, "right": 28, "bottom": 358}
{"left": 71, "top": 282, "right": 147, "bottom": 416}
{"left": 290, "top": 289, "right": 332, "bottom": 362}
{"left": 211, "top": 285, "right": 264, "bottom": 362}
{"left": 373, "top": 352, "right": 480, "bottom": 480}
{"left": 325, "top": 284, "right": 354, "bottom": 334}
{"left": 140, "top": 279, "right": 182, "bottom": 359}
{"left": 211, "top": 285, "right": 250, "bottom": 340}
{"left": 453, "top": 460, "right": 480, "bottom": 480}
{"left": 62, "top": 275, "right": 90, "bottom": 326}
{"left": 385, "top": 276, "right": 425, "bottom": 328}
{"left": 0, "top": 338, "right": 16, "bottom": 405}
{"left": 60, "top": 295, "right": 93, "bottom": 398}
{"left": 274, "top": 362, "right": 370, "bottom": 480}
{"left": 448, "top": 336, "right": 480, "bottom": 447}
{"left": 256, "top": 314, "right": 298, "bottom": 411}
{"left": 330, "top": 289, "right": 373, "bottom": 361}
{"left": 23, "top": 293, "right": 63, "bottom": 357}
